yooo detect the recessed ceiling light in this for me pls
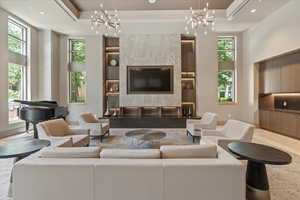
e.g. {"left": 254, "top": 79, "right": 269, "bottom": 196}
{"left": 40, "top": 11, "right": 45, "bottom": 15}
{"left": 148, "top": 0, "right": 157, "bottom": 4}
{"left": 250, "top": 9, "right": 257, "bottom": 13}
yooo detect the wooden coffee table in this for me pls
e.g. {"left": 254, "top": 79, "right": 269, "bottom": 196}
{"left": 228, "top": 142, "right": 292, "bottom": 200}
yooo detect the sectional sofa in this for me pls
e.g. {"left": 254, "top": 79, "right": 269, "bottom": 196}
{"left": 13, "top": 144, "right": 246, "bottom": 200}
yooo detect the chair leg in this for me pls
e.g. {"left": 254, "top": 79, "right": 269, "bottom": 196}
{"left": 100, "top": 135, "right": 103, "bottom": 142}
{"left": 193, "top": 136, "right": 195, "bottom": 143}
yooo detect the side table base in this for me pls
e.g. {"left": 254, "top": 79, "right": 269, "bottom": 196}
{"left": 247, "top": 185, "right": 270, "bottom": 200}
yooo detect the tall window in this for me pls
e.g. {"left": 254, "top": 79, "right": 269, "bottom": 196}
{"left": 8, "top": 19, "right": 28, "bottom": 122}
{"left": 217, "top": 36, "right": 236, "bottom": 103}
{"left": 69, "top": 39, "right": 86, "bottom": 103}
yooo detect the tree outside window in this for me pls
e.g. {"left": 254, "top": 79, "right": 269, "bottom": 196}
{"left": 217, "top": 37, "right": 236, "bottom": 103}
{"left": 69, "top": 39, "right": 87, "bottom": 103}
{"left": 8, "top": 19, "right": 28, "bottom": 122}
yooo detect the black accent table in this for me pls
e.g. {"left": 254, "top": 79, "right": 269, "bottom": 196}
{"left": 228, "top": 142, "right": 292, "bottom": 200}
{"left": 0, "top": 139, "right": 51, "bottom": 197}
{"left": 99, "top": 116, "right": 201, "bottom": 128}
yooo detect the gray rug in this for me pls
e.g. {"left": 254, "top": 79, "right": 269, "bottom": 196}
{"left": 0, "top": 129, "right": 300, "bottom": 200}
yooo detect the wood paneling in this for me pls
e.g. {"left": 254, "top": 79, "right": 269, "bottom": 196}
{"left": 269, "top": 111, "right": 282, "bottom": 132}
{"left": 259, "top": 110, "right": 270, "bottom": 130}
{"left": 280, "top": 112, "right": 297, "bottom": 138}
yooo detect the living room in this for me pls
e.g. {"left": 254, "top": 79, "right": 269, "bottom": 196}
{"left": 0, "top": 0, "right": 300, "bottom": 200}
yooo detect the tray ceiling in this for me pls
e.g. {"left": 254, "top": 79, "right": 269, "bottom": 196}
{"left": 71, "top": 0, "right": 234, "bottom": 11}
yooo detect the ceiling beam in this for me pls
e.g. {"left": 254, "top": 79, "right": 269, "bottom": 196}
{"left": 54, "top": 0, "right": 80, "bottom": 21}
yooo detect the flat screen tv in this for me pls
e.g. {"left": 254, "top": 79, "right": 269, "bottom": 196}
{"left": 127, "top": 66, "right": 173, "bottom": 94}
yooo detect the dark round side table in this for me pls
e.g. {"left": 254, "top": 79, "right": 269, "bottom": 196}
{"left": 228, "top": 142, "right": 292, "bottom": 200}
{"left": 0, "top": 139, "right": 50, "bottom": 197}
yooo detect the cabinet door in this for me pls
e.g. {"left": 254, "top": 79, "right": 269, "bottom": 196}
{"left": 281, "top": 64, "right": 296, "bottom": 93}
{"left": 280, "top": 112, "right": 297, "bottom": 138}
{"left": 259, "top": 110, "right": 270, "bottom": 130}
{"left": 259, "top": 66, "right": 265, "bottom": 94}
{"left": 270, "top": 65, "right": 281, "bottom": 93}
{"left": 294, "top": 64, "right": 300, "bottom": 92}
{"left": 269, "top": 111, "right": 282, "bottom": 133}
{"left": 296, "top": 115, "right": 300, "bottom": 139}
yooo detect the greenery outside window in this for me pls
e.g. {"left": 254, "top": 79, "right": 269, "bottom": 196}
{"left": 69, "top": 39, "right": 86, "bottom": 103}
{"left": 217, "top": 36, "right": 236, "bottom": 103}
{"left": 8, "top": 19, "right": 28, "bottom": 122}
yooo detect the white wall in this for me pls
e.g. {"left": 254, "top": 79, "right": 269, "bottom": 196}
{"left": 242, "top": 0, "right": 300, "bottom": 124}
{"left": 61, "top": 22, "right": 246, "bottom": 123}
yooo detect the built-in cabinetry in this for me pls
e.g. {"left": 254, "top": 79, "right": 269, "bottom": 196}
{"left": 181, "top": 35, "right": 197, "bottom": 116}
{"left": 103, "top": 37, "right": 120, "bottom": 115}
{"left": 258, "top": 50, "right": 300, "bottom": 140}
{"left": 259, "top": 110, "right": 300, "bottom": 139}
{"left": 259, "top": 51, "right": 300, "bottom": 94}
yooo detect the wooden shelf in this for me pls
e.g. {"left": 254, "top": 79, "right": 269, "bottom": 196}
{"left": 106, "top": 52, "right": 120, "bottom": 55}
{"left": 106, "top": 92, "right": 119, "bottom": 96}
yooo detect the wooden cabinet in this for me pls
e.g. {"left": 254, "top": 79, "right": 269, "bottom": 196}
{"left": 259, "top": 110, "right": 270, "bottom": 130}
{"left": 261, "top": 62, "right": 281, "bottom": 94}
{"left": 259, "top": 109, "right": 300, "bottom": 140}
{"left": 269, "top": 110, "right": 282, "bottom": 132}
{"left": 280, "top": 112, "right": 297, "bottom": 138}
{"left": 259, "top": 52, "right": 300, "bottom": 94}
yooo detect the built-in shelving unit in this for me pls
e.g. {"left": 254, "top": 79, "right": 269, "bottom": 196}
{"left": 181, "top": 35, "right": 197, "bottom": 117}
{"left": 103, "top": 37, "right": 120, "bottom": 115}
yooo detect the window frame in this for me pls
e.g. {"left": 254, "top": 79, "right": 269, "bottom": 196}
{"left": 217, "top": 36, "right": 237, "bottom": 104}
{"left": 8, "top": 18, "right": 29, "bottom": 123}
{"left": 68, "top": 39, "right": 87, "bottom": 104}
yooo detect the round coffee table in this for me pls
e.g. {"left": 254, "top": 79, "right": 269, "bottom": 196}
{"left": 125, "top": 129, "right": 167, "bottom": 148}
{"left": 228, "top": 142, "right": 292, "bottom": 200}
{"left": 0, "top": 139, "right": 50, "bottom": 197}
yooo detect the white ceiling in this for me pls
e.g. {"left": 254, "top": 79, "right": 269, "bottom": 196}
{"left": 71, "top": 0, "right": 234, "bottom": 11}
{"left": 0, "top": 0, "right": 292, "bottom": 35}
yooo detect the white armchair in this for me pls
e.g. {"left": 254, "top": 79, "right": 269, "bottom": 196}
{"left": 186, "top": 112, "right": 218, "bottom": 143}
{"left": 79, "top": 113, "right": 110, "bottom": 142}
{"left": 200, "top": 119, "right": 254, "bottom": 151}
{"left": 37, "top": 119, "right": 90, "bottom": 147}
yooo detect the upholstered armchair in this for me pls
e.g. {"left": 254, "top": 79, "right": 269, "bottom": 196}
{"left": 37, "top": 119, "right": 90, "bottom": 147}
{"left": 200, "top": 119, "right": 254, "bottom": 151}
{"left": 79, "top": 113, "right": 110, "bottom": 142}
{"left": 186, "top": 112, "right": 218, "bottom": 143}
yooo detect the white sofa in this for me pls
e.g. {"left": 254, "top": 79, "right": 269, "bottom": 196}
{"left": 201, "top": 119, "right": 254, "bottom": 151}
{"left": 186, "top": 112, "right": 218, "bottom": 142}
{"left": 13, "top": 146, "right": 246, "bottom": 200}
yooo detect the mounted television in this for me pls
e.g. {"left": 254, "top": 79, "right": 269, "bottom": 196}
{"left": 127, "top": 66, "right": 174, "bottom": 94}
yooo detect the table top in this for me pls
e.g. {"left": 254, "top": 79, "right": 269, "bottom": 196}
{"left": 0, "top": 139, "right": 50, "bottom": 159}
{"left": 228, "top": 142, "right": 292, "bottom": 165}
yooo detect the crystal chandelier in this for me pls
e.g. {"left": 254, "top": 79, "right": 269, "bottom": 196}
{"left": 185, "top": 2, "right": 216, "bottom": 36}
{"left": 90, "top": 3, "right": 121, "bottom": 36}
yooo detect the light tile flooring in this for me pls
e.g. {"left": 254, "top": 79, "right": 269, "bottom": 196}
{"left": 0, "top": 128, "right": 300, "bottom": 200}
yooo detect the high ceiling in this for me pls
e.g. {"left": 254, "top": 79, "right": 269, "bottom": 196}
{"left": 71, "top": 0, "right": 234, "bottom": 11}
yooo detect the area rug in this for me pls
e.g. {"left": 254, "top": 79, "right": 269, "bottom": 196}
{"left": 0, "top": 129, "right": 300, "bottom": 200}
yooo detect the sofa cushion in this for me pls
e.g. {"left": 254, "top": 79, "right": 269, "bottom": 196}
{"left": 42, "top": 119, "right": 71, "bottom": 137}
{"left": 160, "top": 144, "right": 217, "bottom": 159}
{"left": 80, "top": 113, "right": 100, "bottom": 123}
{"left": 52, "top": 138, "right": 73, "bottom": 147}
{"left": 100, "top": 149, "right": 161, "bottom": 159}
{"left": 39, "top": 147, "right": 101, "bottom": 158}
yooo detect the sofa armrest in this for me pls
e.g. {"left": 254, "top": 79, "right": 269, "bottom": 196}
{"left": 70, "top": 127, "right": 90, "bottom": 135}
{"left": 201, "top": 129, "right": 224, "bottom": 137}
